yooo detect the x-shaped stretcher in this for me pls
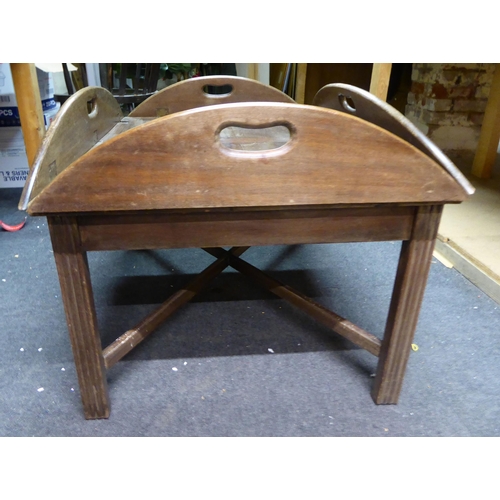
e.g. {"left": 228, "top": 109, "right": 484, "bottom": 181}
{"left": 103, "top": 244, "right": 382, "bottom": 370}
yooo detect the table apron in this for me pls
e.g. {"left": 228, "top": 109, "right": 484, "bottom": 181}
{"left": 76, "top": 206, "right": 416, "bottom": 251}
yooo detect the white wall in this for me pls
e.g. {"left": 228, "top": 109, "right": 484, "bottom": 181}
{"left": 235, "top": 64, "right": 269, "bottom": 84}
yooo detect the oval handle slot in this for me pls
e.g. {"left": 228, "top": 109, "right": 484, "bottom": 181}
{"left": 203, "top": 84, "right": 234, "bottom": 97}
{"left": 338, "top": 93, "right": 356, "bottom": 113}
{"left": 87, "top": 98, "right": 98, "bottom": 117}
{"left": 218, "top": 124, "right": 292, "bottom": 155}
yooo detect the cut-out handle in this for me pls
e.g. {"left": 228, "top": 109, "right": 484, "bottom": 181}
{"left": 87, "top": 98, "right": 98, "bottom": 117}
{"left": 338, "top": 94, "right": 356, "bottom": 113}
{"left": 128, "top": 76, "right": 295, "bottom": 117}
{"left": 202, "top": 83, "right": 234, "bottom": 97}
{"left": 19, "top": 86, "right": 123, "bottom": 211}
{"left": 218, "top": 123, "right": 293, "bottom": 156}
{"left": 312, "top": 83, "right": 475, "bottom": 197}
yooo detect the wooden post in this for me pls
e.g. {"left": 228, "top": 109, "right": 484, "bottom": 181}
{"left": 472, "top": 63, "right": 500, "bottom": 179}
{"left": 295, "top": 63, "right": 308, "bottom": 104}
{"left": 48, "top": 216, "right": 110, "bottom": 419}
{"left": 247, "top": 63, "right": 259, "bottom": 81}
{"left": 103, "top": 253, "right": 231, "bottom": 369}
{"left": 10, "top": 63, "right": 46, "bottom": 168}
{"left": 372, "top": 205, "right": 442, "bottom": 404}
{"left": 370, "top": 63, "right": 393, "bottom": 101}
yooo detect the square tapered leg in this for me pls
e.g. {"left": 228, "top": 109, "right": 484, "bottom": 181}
{"left": 48, "top": 216, "right": 110, "bottom": 419}
{"left": 372, "top": 205, "right": 442, "bottom": 404}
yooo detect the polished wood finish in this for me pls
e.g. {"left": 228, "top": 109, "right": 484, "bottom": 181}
{"left": 25, "top": 102, "right": 468, "bottom": 215}
{"left": 77, "top": 206, "right": 415, "bottom": 252}
{"left": 103, "top": 246, "right": 249, "bottom": 369}
{"left": 22, "top": 80, "right": 472, "bottom": 419}
{"left": 313, "top": 83, "right": 475, "bottom": 198}
{"left": 10, "top": 63, "right": 46, "bottom": 168}
{"left": 372, "top": 205, "right": 442, "bottom": 403}
{"left": 48, "top": 216, "right": 110, "bottom": 419}
{"left": 19, "top": 87, "right": 123, "bottom": 210}
{"left": 129, "top": 75, "right": 294, "bottom": 118}
{"left": 205, "top": 247, "right": 382, "bottom": 357}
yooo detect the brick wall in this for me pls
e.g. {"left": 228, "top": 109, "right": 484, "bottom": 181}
{"left": 405, "top": 63, "right": 496, "bottom": 150}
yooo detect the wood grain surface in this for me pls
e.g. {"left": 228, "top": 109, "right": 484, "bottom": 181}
{"left": 129, "top": 75, "right": 295, "bottom": 117}
{"left": 26, "top": 102, "right": 469, "bottom": 215}
{"left": 10, "top": 64, "right": 46, "bottom": 168}
{"left": 48, "top": 216, "right": 110, "bottom": 418}
{"left": 372, "top": 205, "right": 443, "bottom": 404}
{"left": 78, "top": 206, "right": 415, "bottom": 251}
{"left": 220, "top": 248, "right": 382, "bottom": 356}
{"left": 313, "top": 83, "right": 474, "bottom": 196}
{"left": 24, "top": 82, "right": 474, "bottom": 417}
{"left": 19, "top": 87, "right": 123, "bottom": 210}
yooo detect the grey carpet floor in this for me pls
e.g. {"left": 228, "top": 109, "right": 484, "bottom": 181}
{"left": 1, "top": 188, "right": 499, "bottom": 436}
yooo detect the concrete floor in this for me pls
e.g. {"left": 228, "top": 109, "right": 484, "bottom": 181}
{"left": 435, "top": 150, "right": 500, "bottom": 304}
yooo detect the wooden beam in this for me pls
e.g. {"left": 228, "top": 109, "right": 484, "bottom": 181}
{"left": 247, "top": 63, "right": 259, "bottom": 81}
{"left": 10, "top": 63, "right": 46, "bottom": 168}
{"left": 103, "top": 246, "right": 249, "bottom": 368}
{"left": 369, "top": 63, "right": 393, "bottom": 101}
{"left": 372, "top": 205, "right": 442, "bottom": 404}
{"left": 223, "top": 251, "right": 382, "bottom": 356}
{"left": 48, "top": 216, "right": 110, "bottom": 419}
{"left": 103, "top": 254, "right": 229, "bottom": 368}
{"left": 295, "top": 63, "right": 307, "bottom": 104}
{"left": 472, "top": 63, "right": 500, "bottom": 179}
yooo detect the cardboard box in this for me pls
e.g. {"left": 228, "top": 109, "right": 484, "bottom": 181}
{"left": 0, "top": 126, "right": 30, "bottom": 188}
{"left": 0, "top": 103, "right": 60, "bottom": 188}
{"left": 0, "top": 63, "right": 57, "bottom": 127}
{"left": 0, "top": 64, "right": 61, "bottom": 188}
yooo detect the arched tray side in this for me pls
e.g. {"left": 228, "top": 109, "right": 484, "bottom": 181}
{"left": 27, "top": 102, "right": 469, "bottom": 215}
{"left": 129, "top": 75, "right": 295, "bottom": 117}
{"left": 19, "top": 87, "right": 123, "bottom": 210}
{"left": 313, "top": 83, "right": 475, "bottom": 196}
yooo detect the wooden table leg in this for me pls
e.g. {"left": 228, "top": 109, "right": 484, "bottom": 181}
{"left": 48, "top": 216, "right": 110, "bottom": 419}
{"left": 372, "top": 205, "right": 442, "bottom": 404}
